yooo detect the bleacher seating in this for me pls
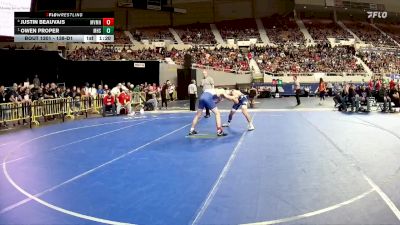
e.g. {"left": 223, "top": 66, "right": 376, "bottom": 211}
{"left": 303, "top": 20, "right": 352, "bottom": 41}
{"left": 343, "top": 21, "right": 397, "bottom": 47}
{"left": 357, "top": 49, "right": 400, "bottom": 74}
{"left": 216, "top": 18, "right": 261, "bottom": 42}
{"left": 262, "top": 15, "right": 304, "bottom": 44}
{"left": 253, "top": 44, "right": 364, "bottom": 73}
{"left": 170, "top": 47, "right": 250, "bottom": 73}
{"left": 174, "top": 23, "right": 216, "bottom": 44}
{"left": 375, "top": 23, "right": 400, "bottom": 45}
{"left": 114, "top": 30, "right": 132, "bottom": 44}
{"left": 132, "top": 28, "right": 174, "bottom": 42}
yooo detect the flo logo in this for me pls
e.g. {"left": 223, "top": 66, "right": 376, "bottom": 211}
{"left": 367, "top": 11, "right": 388, "bottom": 19}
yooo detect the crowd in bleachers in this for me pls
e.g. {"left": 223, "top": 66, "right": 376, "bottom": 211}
{"left": 252, "top": 43, "right": 363, "bottom": 73}
{"left": 375, "top": 23, "right": 400, "bottom": 44}
{"left": 68, "top": 42, "right": 400, "bottom": 75}
{"left": 343, "top": 22, "right": 397, "bottom": 47}
{"left": 7, "top": 16, "right": 400, "bottom": 76}
{"left": 66, "top": 46, "right": 250, "bottom": 73}
{"left": 114, "top": 30, "right": 132, "bottom": 44}
{"left": 357, "top": 49, "right": 400, "bottom": 74}
{"left": 66, "top": 46, "right": 169, "bottom": 61}
{"left": 132, "top": 28, "right": 174, "bottom": 42}
{"left": 303, "top": 20, "right": 352, "bottom": 41}
{"left": 170, "top": 47, "right": 250, "bottom": 73}
{"left": 217, "top": 19, "right": 260, "bottom": 41}
{"left": 262, "top": 16, "right": 304, "bottom": 44}
{"left": 175, "top": 24, "right": 216, "bottom": 44}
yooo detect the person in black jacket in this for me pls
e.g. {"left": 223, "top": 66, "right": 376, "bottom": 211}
{"left": 392, "top": 84, "right": 400, "bottom": 107}
{"left": 348, "top": 83, "right": 357, "bottom": 112}
{"left": 338, "top": 83, "right": 349, "bottom": 111}
{"left": 379, "top": 83, "right": 393, "bottom": 112}
{"left": 161, "top": 82, "right": 169, "bottom": 109}
{"left": 0, "top": 85, "right": 7, "bottom": 127}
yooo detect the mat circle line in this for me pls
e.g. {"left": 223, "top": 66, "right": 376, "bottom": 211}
{"left": 2, "top": 115, "right": 384, "bottom": 225}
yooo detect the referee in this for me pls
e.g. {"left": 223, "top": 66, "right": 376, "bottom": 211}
{"left": 200, "top": 70, "right": 214, "bottom": 118}
{"left": 293, "top": 75, "right": 301, "bottom": 106}
{"left": 188, "top": 80, "right": 197, "bottom": 111}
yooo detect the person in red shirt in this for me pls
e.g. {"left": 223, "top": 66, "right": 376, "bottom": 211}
{"left": 368, "top": 79, "right": 374, "bottom": 91}
{"left": 117, "top": 90, "right": 131, "bottom": 114}
{"left": 375, "top": 79, "right": 382, "bottom": 91}
{"left": 389, "top": 79, "right": 396, "bottom": 90}
{"left": 102, "top": 91, "right": 116, "bottom": 116}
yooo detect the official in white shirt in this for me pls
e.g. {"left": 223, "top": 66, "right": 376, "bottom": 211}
{"left": 188, "top": 80, "right": 197, "bottom": 111}
{"left": 293, "top": 76, "right": 301, "bottom": 106}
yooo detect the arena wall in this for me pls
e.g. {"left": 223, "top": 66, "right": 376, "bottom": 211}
{"left": 172, "top": 1, "right": 214, "bottom": 25}
{"left": 254, "top": 0, "right": 295, "bottom": 17}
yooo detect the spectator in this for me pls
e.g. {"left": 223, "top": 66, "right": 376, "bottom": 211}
{"left": 97, "top": 85, "right": 105, "bottom": 95}
{"left": 64, "top": 87, "right": 73, "bottom": 98}
{"left": 44, "top": 83, "right": 57, "bottom": 99}
{"left": 0, "top": 85, "right": 7, "bottom": 127}
{"left": 145, "top": 93, "right": 158, "bottom": 111}
{"left": 33, "top": 75, "right": 40, "bottom": 87}
{"left": 168, "top": 83, "right": 175, "bottom": 101}
{"left": 7, "top": 83, "right": 20, "bottom": 103}
{"left": 378, "top": 83, "right": 393, "bottom": 112}
{"left": 103, "top": 91, "right": 116, "bottom": 116}
{"left": 391, "top": 83, "right": 400, "bottom": 107}
{"left": 161, "top": 82, "right": 169, "bottom": 109}
{"left": 0, "top": 85, "right": 6, "bottom": 104}
{"left": 31, "top": 86, "right": 43, "bottom": 101}
{"left": 89, "top": 83, "right": 97, "bottom": 97}
{"left": 117, "top": 89, "right": 131, "bottom": 114}
{"left": 111, "top": 83, "right": 122, "bottom": 98}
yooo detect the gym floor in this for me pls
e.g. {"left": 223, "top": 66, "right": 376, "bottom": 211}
{"left": 0, "top": 98, "right": 399, "bottom": 225}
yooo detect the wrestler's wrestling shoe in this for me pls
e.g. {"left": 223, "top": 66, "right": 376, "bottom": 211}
{"left": 188, "top": 130, "right": 198, "bottom": 136}
{"left": 248, "top": 123, "right": 255, "bottom": 131}
{"left": 222, "top": 122, "right": 230, "bottom": 127}
{"left": 217, "top": 129, "right": 227, "bottom": 136}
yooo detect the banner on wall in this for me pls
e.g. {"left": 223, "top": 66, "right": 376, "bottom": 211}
{"left": 134, "top": 63, "right": 145, "bottom": 68}
{"left": 153, "top": 41, "right": 165, "bottom": 48}
{"left": 389, "top": 74, "right": 400, "bottom": 80}
{"left": 237, "top": 40, "right": 250, "bottom": 46}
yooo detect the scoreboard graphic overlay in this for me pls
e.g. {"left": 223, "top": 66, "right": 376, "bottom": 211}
{"left": 14, "top": 12, "right": 115, "bottom": 42}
